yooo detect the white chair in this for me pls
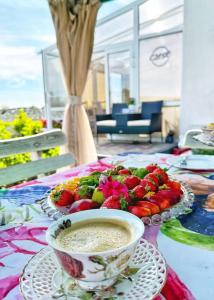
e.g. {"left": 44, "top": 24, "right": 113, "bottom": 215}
{"left": 0, "top": 129, "right": 75, "bottom": 186}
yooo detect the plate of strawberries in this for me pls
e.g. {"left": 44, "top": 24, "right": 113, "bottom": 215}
{"left": 40, "top": 164, "right": 194, "bottom": 225}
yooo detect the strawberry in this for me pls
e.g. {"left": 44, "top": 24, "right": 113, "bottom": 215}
{"left": 140, "top": 179, "right": 157, "bottom": 192}
{"left": 132, "top": 185, "right": 147, "bottom": 199}
{"left": 148, "top": 194, "right": 170, "bottom": 211}
{"left": 136, "top": 201, "right": 160, "bottom": 214}
{"left": 68, "top": 199, "right": 98, "bottom": 213}
{"left": 118, "top": 169, "right": 131, "bottom": 175}
{"left": 146, "top": 164, "right": 158, "bottom": 173}
{"left": 124, "top": 176, "right": 140, "bottom": 189}
{"left": 128, "top": 206, "right": 151, "bottom": 217}
{"left": 52, "top": 189, "right": 74, "bottom": 207}
{"left": 165, "top": 180, "right": 182, "bottom": 193}
{"left": 73, "top": 191, "right": 81, "bottom": 201}
{"left": 101, "top": 196, "right": 128, "bottom": 210}
{"left": 153, "top": 168, "right": 169, "bottom": 184}
{"left": 156, "top": 190, "right": 181, "bottom": 205}
{"left": 101, "top": 195, "right": 120, "bottom": 209}
{"left": 144, "top": 173, "right": 159, "bottom": 187}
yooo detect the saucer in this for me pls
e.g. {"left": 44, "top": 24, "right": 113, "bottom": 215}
{"left": 20, "top": 239, "right": 166, "bottom": 300}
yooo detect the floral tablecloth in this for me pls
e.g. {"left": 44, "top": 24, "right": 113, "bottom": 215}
{"left": 0, "top": 154, "right": 214, "bottom": 300}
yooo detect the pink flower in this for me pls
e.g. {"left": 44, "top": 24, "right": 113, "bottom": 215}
{"left": 99, "top": 176, "right": 128, "bottom": 198}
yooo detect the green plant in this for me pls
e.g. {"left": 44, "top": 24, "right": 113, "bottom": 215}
{"left": 0, "top": 120, "right": 12, "bottom": 140}
{"left": 128, "top": 98, "right": 135, "bottom": 105}
{"left": 0, "top": 153, "right": 31, "bottom": 169}
{"left": 12, "top": 109, "right": 42, "bottom": 137}
{"left": 0, "top": 109, "right": 59, "bottom": 169}
{"left": 41, "top": 147, "right": 60, "bottom": 158}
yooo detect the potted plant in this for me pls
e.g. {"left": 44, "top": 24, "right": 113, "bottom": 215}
{"left": 128, "top": 98, "right": 135, "bottom": 113}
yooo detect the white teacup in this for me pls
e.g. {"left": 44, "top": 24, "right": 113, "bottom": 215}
{"left": 46, "top": 209, "right": 144, "bottom": 290}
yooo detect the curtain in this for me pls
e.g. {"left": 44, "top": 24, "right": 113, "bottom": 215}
{"left": 48, "top": 0, "right": 100, "bottom": 165}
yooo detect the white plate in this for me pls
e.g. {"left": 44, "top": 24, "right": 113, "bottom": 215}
{"left": 167, "top": 155, "right": 214, "bottom": 170}
{"left": 20, "top": 239, "right": 166, "bottom": 300}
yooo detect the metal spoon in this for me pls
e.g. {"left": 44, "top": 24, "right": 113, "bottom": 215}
{"left": 180, "top": 156, "right": 188, "bottom": 166}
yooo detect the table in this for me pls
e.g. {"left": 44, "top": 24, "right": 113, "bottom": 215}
{"left": 0, "top": 153, "right": 214, "bottom": 300}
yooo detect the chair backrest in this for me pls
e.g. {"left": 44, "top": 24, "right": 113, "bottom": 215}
{"left": 141, "top": 101, "right": 163, "bottom": 119}
{"left": 112, "top": 103, "right": 128, "bottom": 117}
{"left": 0, "top": 129, "right": 75, "bottom": 186}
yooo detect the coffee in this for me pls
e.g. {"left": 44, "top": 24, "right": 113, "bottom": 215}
{"left": 56, "top": 219, "right": 132, "bottom": 252}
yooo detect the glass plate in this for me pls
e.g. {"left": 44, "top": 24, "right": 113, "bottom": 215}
{"left": 40, "top": 178, "right": 194, "bottom": 226}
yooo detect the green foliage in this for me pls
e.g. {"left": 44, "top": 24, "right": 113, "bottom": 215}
{"left": 79, "top": 174, "right": 100, "bottom": 187}
{"left": 0, "top": 109, "right": 59, "bottom": 169}
{"left": 128, "top": 97, "right": 135, "bottom": 105}
{"left": 0, "top": 120, "right": 12, "bottom": 140}
{"left": 41, "top": 147, "right": 60, "bottom": 158}
{"left": 12, "top": 109, "right": 42, "bottom": 137}
{"left": 0, "top": 153, "right": 31, "bottom": 169}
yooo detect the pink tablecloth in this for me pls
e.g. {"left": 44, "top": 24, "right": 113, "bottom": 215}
{"left": 2, "top": 153, "right": 212, "bottom": 299}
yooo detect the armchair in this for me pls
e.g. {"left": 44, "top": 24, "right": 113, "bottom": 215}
{"left": 141, "top": 101, "right": 163, "bottom": 142}
{"left": 96, "top": 101, "right": 163, "bottom": 143}
{"left": 96, "top": 103, "right": 128, "bottom": 136}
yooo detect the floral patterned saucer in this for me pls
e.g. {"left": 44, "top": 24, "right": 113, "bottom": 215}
{"left": 20, "top": 239, "right": 166, "bottom": 300}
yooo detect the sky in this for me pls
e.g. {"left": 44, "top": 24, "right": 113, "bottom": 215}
{"left": 0, "top": 0, "right": 56, "bottom": 108}
{"left": 0, "top": 0, "right": 135, "bottom": 109}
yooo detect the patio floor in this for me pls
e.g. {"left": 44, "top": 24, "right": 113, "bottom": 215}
{"left": 95, "top": 137, "right": 177, "bottom": 158}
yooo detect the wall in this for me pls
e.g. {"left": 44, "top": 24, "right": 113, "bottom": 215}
{"left": 180, "top": 0, "right": 214, "bottom": 134}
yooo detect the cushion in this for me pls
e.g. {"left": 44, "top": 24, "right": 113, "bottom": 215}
{"left": 96, "top": 120, "right": 116, "bottom": 127}
{"left": 127, "top": 120, "right": 151, "bottom": 127}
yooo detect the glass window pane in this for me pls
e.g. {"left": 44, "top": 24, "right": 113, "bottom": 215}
{"left": 96, "top": 71, "right": 106, "bottom": 112}
{"left": 139, "top": 0, "right": 183, "bottom": 35}
{"left": 108, "top": 51, "right": 130, "bottom": 106}
{"left": 95, "top": 11, "right": 133, "bottom": 47}
{"left": 98, "top": 0, "right": 135, "bottom": 20}
{"left": 139, "top": 33, "right": 182, "bottom": 101}
{"left": 46, "top": 56, "right": 66, "bottom": 99}
{"left": 83, "top": 52, "right": 106, "bottom": 113}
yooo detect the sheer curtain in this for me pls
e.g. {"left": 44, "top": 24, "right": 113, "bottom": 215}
{"left": 48, "top": 0, "right": 99, "bottom": 165}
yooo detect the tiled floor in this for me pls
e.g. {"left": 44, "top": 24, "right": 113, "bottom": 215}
{"left": 95, "top": 137, "right": 177, "bottom": 157}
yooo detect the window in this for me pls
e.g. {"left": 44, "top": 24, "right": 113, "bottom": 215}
{"left": 139, "top": 33, "right": 182, "bottom": 101}
{"left": 94, "top": 11, "right": 133, "bottom": 47}
{"left": 139, "top": 0, "right": 183, "bottom": 36}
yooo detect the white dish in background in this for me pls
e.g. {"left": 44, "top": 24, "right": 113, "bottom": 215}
{"left": 167, "top": 155, "right": 214, "bottom": 170}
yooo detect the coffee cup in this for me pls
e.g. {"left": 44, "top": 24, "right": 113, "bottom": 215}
{"left": 46, "top": 209, "right": 144, "bottom": 290}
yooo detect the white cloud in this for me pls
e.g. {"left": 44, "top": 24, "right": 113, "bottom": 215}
{"left": 0, "top": 0, "right": 54, "bottom": 108}
{"left": 0, "top": 45, "right": 42, "bottom": 81}
{"left": 0, "top": 31, "right": 55, "bottom": 45}
{"left": 33, "top": 34, "right": 56, "bottom": 44}
{"left": 0, "top": 0, "right": 48, "bottom": 9}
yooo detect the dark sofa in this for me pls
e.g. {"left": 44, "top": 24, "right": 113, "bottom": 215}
{"left": 96, "top": 101, "right": 163, "bottom": 143}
